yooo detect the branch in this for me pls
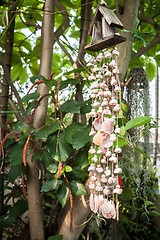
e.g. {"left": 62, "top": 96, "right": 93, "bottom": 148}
{"left": 0, "top": 54, "right": 28, "bottom": 122}
{"left": 54, "top": 0, "right": 70, "bottom": 41}
{"left": 134, "top": 34, "right": 160, "bottom": 58}
{"left": 134, "top": 8, "right": 160, "bottom": 58}
{"left": 19, "top": 13, "right": 42, "bottom": 29}
{"left": 8, "top": 98, "right": 24, "bottom": 122}
{"left": 76, "top": 0, "right": 93, "bottom": 67}
{"left": 54, "top": 36, "right": 74, "bottom": 65}
{"left": 116, "top": 0, "right": 123, "bottom": 16}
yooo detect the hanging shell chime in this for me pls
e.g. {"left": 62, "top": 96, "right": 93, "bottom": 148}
{"left": 88, "top": 48, "right": 122, "bottom": 221}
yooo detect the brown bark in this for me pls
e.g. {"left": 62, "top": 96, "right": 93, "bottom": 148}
{"left": 58, "top": 180, "right": 90, "bottom": 240}
{"left": 73, "top": 0, "right": 93, "bottom": 125}
{"left": 26, "top": 1, "right": 55, "bottom": 239}
{"left": 0, "top": 2, "right": 15, "bottom": 238}
{"left": 116, "top": 0, "right": 140, "bottom": 84}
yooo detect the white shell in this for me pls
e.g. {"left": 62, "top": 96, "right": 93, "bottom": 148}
{"left": 88, "top": 74, "right": 96, "bottom": 81}
{"left": 109, "top": 154, "right": 118, "bottom": 163}
{"left": 106, "top": 150, "right": 112, "bottom": 157}
{"left": 89, "top": 147, "right": 96, "bottom": 154}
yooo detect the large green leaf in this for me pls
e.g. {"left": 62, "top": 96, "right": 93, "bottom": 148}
{"left": 30, "top": 74, "right": 47, "bottom": 84}
{"left": 60, "top": 78, "right": 79, "bottom": 90}
{"left": 134, "top": 146, "right": 151, "bottom": 161}
{"left": 145, "top": 62, "right": 157, "bottom": 81}
{"left": 70, "top": 180, "right": 87, "bottom": 196}
{"left": 56, "top": 183, "right": 69, "bottom": 207}
{"left": 39, "top": 150, "right": 56, "bottom": 168}
{"left": 61, "top": 100, "right": 80, "bottom": 113}
{"left": 9, "top": 143, "right": 24, "bottom": 166}
{"left": 19, "top": 67, "right": 28, "bottom": 84}
{"left": 72, "top": 126, "right": 91, "bottom": 149}
{"left": 9, "top": 200, "right": 28, "bottom": 219}
{"left": 41, "top": 178, "right": 60, "bottom": 192}
{"left": 22, "top": 92, "right": 40, "bottom": 102}
{"left": 75, "top": 144, "right": 90, "bottom": 168}
{"left": 58, "top": 132, "right": 72, "bottom": 162}
{"left": 155, "top": 54, "right": 160, "bottom": 67}
{"left": 34, "top": 120, "right": 60, "bottom": 140}
{"left": 65, "top": 122, "right": 91, "bottom": 149}
{"left": 8, "top": 165, "right": 21, "bottom": 183}
{"left": 125, "top": 116, "right": 152, "bottom": 130}
{"left": 79, "top": 98, "right": 92, "bottom": 114}
{"left": 47, "top": 132, "right": 57, "bottom": 157}
{"left": 72, "top": 166, "right": 88, "bottom": 178}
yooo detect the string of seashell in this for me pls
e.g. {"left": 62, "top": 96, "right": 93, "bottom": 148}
{"left": 88, "top": 48, "right": 122, "bottom": 221}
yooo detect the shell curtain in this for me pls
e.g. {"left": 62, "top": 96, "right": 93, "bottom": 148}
{"left": 88, "top": 48, "right": 122, "bottom": 221}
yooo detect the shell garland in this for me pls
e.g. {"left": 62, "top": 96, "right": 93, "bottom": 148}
{"left": 88, "top": 48, "right": 122, "bottom": 221}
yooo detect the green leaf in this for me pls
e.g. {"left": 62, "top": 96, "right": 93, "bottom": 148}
{"left": 11, "top": 64, "right": 22, "bottom": 81}
{"left": 56, "top": 183, "right": 69, "bottom": 207}
{"left": 47, "top": 163, "right": 58, "bottom": 173}
{"left": 121, "top": 102, "right": 128, "bottom": 113}
{"left": 155, "top": 54, "right": 160, "bottom": 67}
{"left": 120, "top": 126, "right": 126, "bottom": 136}
{"left": 30, "top": 74, "right": 47, "bottom": 84}
{"left": 8, "top": 165, "right": 21, "bottom": 183}
{"left": 64, "top": 165, "right": 72, "bottom": 172}
{"left": 60, "top": 78, "right": 79, "bottom": 90}
{"left": 125, "top": 116, "right": 152, "bottom": 130}
{"left": 9, "top": 143, "right": 23, "bottom": 166}
{"left": 79, "top": 99, "right": 92, "bottom": 114}
{"left": 47, "top": 133, "right": 57, "bottom": 157}
{"left": 72, "top": 166, "right": 88, "bottom": 178}
{"left": 70, "top": 180, "right": 87, "bottom": 196}
{"left": 61, "top": 100, "right": 80, "bottom": 113}
{"left": 134, "top": 146, "right": 151, "bottom": 161}
{"left": 145, "top": 200, "right": 154, "bottom": 207}
{"left": 75, "top": 144, "right": 90, "bottom": 168}
{"left": 22, "top": 92, "right": 40, "bottom": 102}
{"left": 19, "top": 67, "right": 28, "bottom": 84}
{"left": 34, "top": 120, "right": 60, "bottom": 140}
{"left": 41, "top": 178, "right": 60, "bottom": 192}
{"left": 9, "top": 200, "right": 28, "bottom": 219}
{"left": 145, "top": 62, "right": 157, "bottom": 81}
{"left": 58, "top": 132, "right": 72, "bottom": 162}
{"left": 65, "top": 123, "right": 91, "bottom": 149}
{"left": 39, "top": 150, "right": 55, "bottom": 168}
{"left": 72, "top": 126, "right": 91, "bottom": 150}
{"left": 118, "top": 109, "right": 123, "bottom": 118}
{"left": 48, "top": 235, "right": 63, "bottom": 240}
{"left": 44, "top": 79, "right": 57, "bottom": 89}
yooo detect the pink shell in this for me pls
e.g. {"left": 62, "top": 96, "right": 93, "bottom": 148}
{"left": 101, "top": 135, "right": 113, "bottom": 148}
{"left": 93, "top": 131, "right": 103, "bottom": 146}
{"left": 101, "top": 199, "right": 116, "bottom": 219}
{"left": 89, "top": 194, "right": 95, "bottom": 212}
{"left": 93, "top": 116, "right": 102, "bottom": 131}
{"left": 101, "top": 118, "right": 114, "bottom": 134}
{"left": 93, "top": 195, "right": 99, "bottom": 213}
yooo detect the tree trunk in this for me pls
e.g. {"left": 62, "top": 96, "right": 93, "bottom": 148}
{"left": 117, "top": 0, "right": 140, "bottom": 84}
{"left": 26, "top": 1, "right": 55, "bottom": 239}
{"left": 0, "top": 1, "right": 15, "bottom": 238}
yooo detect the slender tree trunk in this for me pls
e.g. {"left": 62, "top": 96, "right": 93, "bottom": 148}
{"left": 153, "top": 65, "right": 159, "bottom": 166}
{"left": 0, "top": 1, "right": 15, "bottom": 238}
{"left": 26, "top": 1, "right": 55, "bottom": 239}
